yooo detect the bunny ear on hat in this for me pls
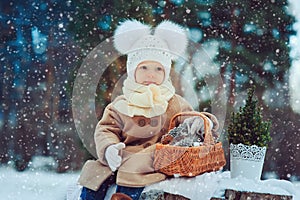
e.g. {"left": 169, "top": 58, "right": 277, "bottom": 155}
{"left": 113, "top": 19, "right": 151, "bottom": 54}
{"left": 154, "top": 20, "right": 188, "bottom": 58}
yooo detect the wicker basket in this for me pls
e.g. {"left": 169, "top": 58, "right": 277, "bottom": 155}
{"left": 153, "top": 111, "right": 226, "bottom": 177}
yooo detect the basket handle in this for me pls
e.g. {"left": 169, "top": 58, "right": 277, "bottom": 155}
{"left": 167, "top": 111, "right": 215, "bottom": 145}
{"left": 200, "top": 112, "right": 219, "bottom": 132}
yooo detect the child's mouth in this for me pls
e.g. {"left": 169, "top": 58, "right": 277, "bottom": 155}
{"left": 143, "top": 81, "right": 156, "bottom": 85}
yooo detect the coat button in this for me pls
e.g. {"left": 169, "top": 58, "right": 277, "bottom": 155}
{"left": 138, "top": 119, "right": 146, "bottom": 127}
{"left": 150, "top": 119, "right": 158, "bottom": 127}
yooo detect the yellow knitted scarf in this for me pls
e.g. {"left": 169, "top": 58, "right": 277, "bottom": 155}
{"left": 113, "top": 78, "right": 175, "bottom": 118}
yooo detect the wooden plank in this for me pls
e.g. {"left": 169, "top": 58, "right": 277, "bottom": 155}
{"left": 225, "top": 189, "right": 293, "bottom": 200}
{"left": 164, "top": 192, "right": 190, "bottom": 200}
{"left": 142, "top": 189, "right": 293, "bottom": 200}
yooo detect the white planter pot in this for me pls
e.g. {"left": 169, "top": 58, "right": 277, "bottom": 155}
{"left": 230, "top": 143, "right": 266, "bottom": 181}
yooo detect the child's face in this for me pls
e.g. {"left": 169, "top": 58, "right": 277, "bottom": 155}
{"left": 135, "top": 61, "right": 165, "bottom": 85}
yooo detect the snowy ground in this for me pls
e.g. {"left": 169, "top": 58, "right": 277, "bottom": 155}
{"left": 0, "top": 157, "right": 80, "bottom": 200}
{"left": 0, "top": 157, "right": 299, "bottom": 200}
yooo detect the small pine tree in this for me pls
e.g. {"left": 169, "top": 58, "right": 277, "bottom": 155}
{"left": 227, "top": 86, "right": 271, "bottom": 147}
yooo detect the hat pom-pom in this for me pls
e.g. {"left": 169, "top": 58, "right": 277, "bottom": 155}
{"left": 154, "top": 20, "right": 188, "bottom": 58}
{"left": 113, "top": 19, "right": 151, "bottom": 54}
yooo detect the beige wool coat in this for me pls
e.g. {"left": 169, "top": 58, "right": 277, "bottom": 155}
{"left": 78, "top": 94, "right": 193, "bottom": 191}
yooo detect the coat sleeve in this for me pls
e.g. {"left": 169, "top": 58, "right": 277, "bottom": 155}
{"left": 170, "top": 94, "right": 194, "bottom": 125}
{"left": 175, "top": 94, "right": 194, "bottom": 112}
{"left": 94, "top": 103, "right": 123, "bottom": 165}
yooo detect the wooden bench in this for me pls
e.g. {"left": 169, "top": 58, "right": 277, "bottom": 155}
{"left": 140, "top": 189, "right": 293, "bottom": 200}
{"left": 210, "top": 189, "right": 293, "bottom": 200}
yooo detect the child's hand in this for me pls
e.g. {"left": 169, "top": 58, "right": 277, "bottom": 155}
{"left": 105, "top": 142, "right": 125, "bottom": 172}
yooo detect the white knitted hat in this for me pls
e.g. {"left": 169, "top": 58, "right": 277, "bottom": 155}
{"left": 113, "top": 19, "right": 188, "bottom": 82}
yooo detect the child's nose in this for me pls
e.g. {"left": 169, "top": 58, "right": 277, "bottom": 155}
{"left": 147, "top": 70, "right": 155, "bottom": 77}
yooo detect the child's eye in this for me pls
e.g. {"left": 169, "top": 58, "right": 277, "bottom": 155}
{"left": 140, "top": 65, "right": 147, "bottom": 70}
{"left": 156, "top": 67, "right": 163, "bottom": 71}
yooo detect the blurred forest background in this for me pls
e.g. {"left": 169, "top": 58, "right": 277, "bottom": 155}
{"left": 1, "top": 0, "right": 299, "bottom": 180}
